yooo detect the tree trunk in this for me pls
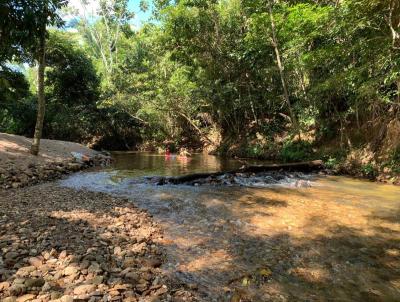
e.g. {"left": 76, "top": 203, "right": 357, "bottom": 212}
{"left": 388, "top": 0, "right": 400, "bottom": 49}
{"left": 397, "top": 79, "right": 400, "bottom": 104}
{"left": 154, "top": 160, "right": 324, "bottom": 185}
{"left": 268, "top": 0, "right": 299, "bottom": 136}
{"left": 177, "top": 110, "right": 214, "bottom": 145}
{"left": 30, "top": 28, "right": 46, "bottom": 156}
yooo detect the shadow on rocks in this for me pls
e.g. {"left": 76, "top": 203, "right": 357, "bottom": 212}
{"left": 0, "top": 184, "right": 195, "bottom": 302}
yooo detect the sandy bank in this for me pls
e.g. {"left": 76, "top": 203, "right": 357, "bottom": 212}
{"left": 0, "top": 133, "right": 110, "bottom": 189}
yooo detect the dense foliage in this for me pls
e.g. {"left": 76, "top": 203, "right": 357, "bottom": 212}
{"left": 1, "top": 0, "right": 399, "bottom": 166}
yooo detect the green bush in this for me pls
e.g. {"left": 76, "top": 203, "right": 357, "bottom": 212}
{"left": 0, "top": 67, "right": 36, "bottom": 136}
{"left": 245, "top": 144, "right": 265, "bottom": 158}
{"left": 387, "top": 146, "right": 400, "bottom": 174}
{"left": 279, "top": 140, "right": 314, "bottom": 162}
{"left": 324, "top": 156, "right": 340, "bottom": 169}
{"left": 392, "top": 146, "right": 400, "bottom": 162}
{"left": 360, "top": 163, "right": 377, "bottom": 178}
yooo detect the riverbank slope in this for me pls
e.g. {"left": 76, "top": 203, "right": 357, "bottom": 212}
{"left": 217, "top": 119, "right": 400, "bottom": 185}
{"left": 0, "top": 133, "right": 110, "bottom": 189}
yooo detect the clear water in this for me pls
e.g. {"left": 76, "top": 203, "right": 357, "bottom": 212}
{"left": 59, "top": 152, "right": 400, "bottom": 301}
{"left": 106, "top": 151, "right": 262, "bottom": 177}
{"left": 65, "top": 152, "right": 312, "bottom": 189}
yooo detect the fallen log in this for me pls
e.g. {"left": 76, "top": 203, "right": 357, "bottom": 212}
{"left": 163, "top": 160, "right": 324, "bottom": 185}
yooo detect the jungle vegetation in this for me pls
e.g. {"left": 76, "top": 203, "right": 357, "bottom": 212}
{"left": 1, "top": 0, "right": 400, "bottom": 172}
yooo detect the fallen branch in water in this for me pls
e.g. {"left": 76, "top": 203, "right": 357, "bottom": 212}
{"left": 156, "top": 160, "right": 324, "bottom": 185}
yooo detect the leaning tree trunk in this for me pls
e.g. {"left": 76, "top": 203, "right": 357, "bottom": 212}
{"left": 268, "top": 0, "right": 300, "bottom": 138}
{"left": 30, "top": 28, "right": 46, "bottom": 156}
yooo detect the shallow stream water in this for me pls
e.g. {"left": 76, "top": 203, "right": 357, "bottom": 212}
{"left": 60, "top": 152, "right": 400, "bottom": 301}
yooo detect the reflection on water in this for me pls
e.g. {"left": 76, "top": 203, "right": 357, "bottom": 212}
{"left": 60, "top": 153, "right": 400, "bottom": 301}
{"left": 106, "top": 151, "right": 257, "bottom": 177}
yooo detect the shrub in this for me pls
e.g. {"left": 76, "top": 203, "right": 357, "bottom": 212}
{"left": 324, "top": 156, "right": 340, "bottom": 169}
{"left": 387, "top": 146, "right": 400, "bottom": 174}
{"left": 360, "top": 163, "right": 377, "bottom": 178}
{"left": 392, "top": 146, "right": 400, "bottom": 162}
{"left": 245, "top": 144, "right": 265, "bottom": 158}
{"left": 279, "top": 140, "right": 314, "bottom": 162}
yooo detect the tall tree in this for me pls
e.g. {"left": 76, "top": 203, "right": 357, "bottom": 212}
{"left": 31, "top": 0, "right": 68, "bottom": 155}
{"left": 31, "top": 17, "right": 47, "bottom": 155}
{"left": 267, "top": 0, "right": 297, "bottom": 132}
{"left": 76, "top": 0, "right": 133, "bottom": 86}
{"left": 0, "top": 0, "right": 68, "bottom": 155}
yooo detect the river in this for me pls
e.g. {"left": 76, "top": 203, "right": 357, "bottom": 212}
{"left": 60, "top": 152, "right": 400, "bottom": 301}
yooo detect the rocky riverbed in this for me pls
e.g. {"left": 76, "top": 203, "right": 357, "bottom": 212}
{"left": 0, "top": 185, "right": 195, "bottom": 302}
{"left": 0, "top": 154, "right": 111, "bottom": 189}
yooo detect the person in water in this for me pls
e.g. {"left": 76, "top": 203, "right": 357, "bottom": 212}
{"left": 179, "top": 147, "right": 191, "bottom": 157}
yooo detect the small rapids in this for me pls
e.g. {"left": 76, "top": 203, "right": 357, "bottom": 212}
{"left": 146, "top": 171, "right": 316, "bottom": 188}
{"left": 58, "top": 152, "right": 400, "bottom": 301}
{"left": 61, "top": 170, "right": 316, "bottom": 193}
{"left": 226, "top": 171, "right": 314, "bottom": 188}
